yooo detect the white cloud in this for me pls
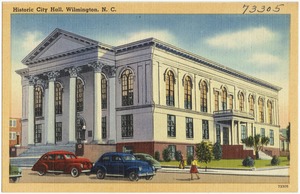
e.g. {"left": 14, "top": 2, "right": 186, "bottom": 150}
{"left": 206, "top": 27, "right": 277, "bottom": 49}
{"left": 21, "top": 31, "right": 43, "bottom": 52}
{"left": 248, "top": 53, "right": 282, "bottom": 67}
{"left": 103, "top": 30, "right": 176, "bottom": 46}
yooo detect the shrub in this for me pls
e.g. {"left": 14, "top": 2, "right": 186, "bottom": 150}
{"left": 213, "top": 142, "right": 222, "bottom": 160}
{"left": 162, "top": 147, "right": 172, "bottom": 162}
{"left": 287, "top": 154, "right": 290, "bottom": 161}
{"left": 154, "top": 151, "right": 160, "bottom": 161}
{"left": 242, "top": 156, "right": 255, "bottom": 167}
{"left": 187, "top": 155, "right": 194, "bottom": 165}
{"left": 196, "top": 141, "right": 213, "bottom": 165}
{"left": 271, "top": 156, "right": 280, "bottom": 166}
{"left": 175, "top": 150, "right": 182, "bottom": 162}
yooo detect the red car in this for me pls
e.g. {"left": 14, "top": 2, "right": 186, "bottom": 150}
{"left": 32, "top": 150, "right": 92, "bottom": 177}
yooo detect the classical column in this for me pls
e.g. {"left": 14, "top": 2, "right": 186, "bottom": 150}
{"left": 66, "top": 67, "right": 81, "bottom": 143}
{"left": 237, "top": 121, "right": 240, "bottom": 145}
{"left": 89, "top": 61, "right": 104, "bottom": 144}
{"left": 45, "top": 71, "right": 60, "bottom": 144}
{"left": 231, "top": 120, "right": 235, "bottom": 145}
{"left": 108, "top": 66, "right": 116, "bottom": 143}
{"left": 27, "top": 75, "right": 38, "bottom": 145}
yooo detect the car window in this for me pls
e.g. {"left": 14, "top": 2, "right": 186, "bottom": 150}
{"left": 112, "top": 156, "right": 122, "bottom": 161}
{"left": 56, "top": 154, "right": 64, "bottom": 160}
{"left": 42, "top": 155, "right": 48, "bottom": 160}
{"left": 145, "top": 155, "right": 152, "bottom": 160}
{"left": 101, "top": 156, "right": 110, "bottom": 162}
{"left": 123, "top": 155, "right": 136, "bottom": 161}
{"left": 65, "top": 154, "right": 76, "bottom": 159}
{"left": 48, "top": 155, "right": 55, "bottom": 160}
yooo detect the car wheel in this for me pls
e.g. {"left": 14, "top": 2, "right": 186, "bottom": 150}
{"left": 128, "top": 171, "right": 139, "bottom": 181}
{"left": 37, "top": 167, "right": 46, "bottom": 176}
{"left": 96, "top": 169, "right": 106, "bottom": 179}
{"left": 70, "top": 167, "right": 80, "bottom": 178}
{"left": 146, "top": 176, "right": 153, "bottom": 180}
{"left": 10, "top": 177, "right": 19, "bottom": 183}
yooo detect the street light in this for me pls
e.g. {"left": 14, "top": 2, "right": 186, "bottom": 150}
{"left": 82, "top": 125, "right": 86, "bottom": 143}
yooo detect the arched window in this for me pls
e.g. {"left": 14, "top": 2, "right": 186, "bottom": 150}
{"left": 239, "top": 92, "right": 245, "bottom": 111}
{"left": 55, "top": 82, "right": 63, "bottom": 114}
{"left": 184, "top": 76, "right": 192, "bottom": 109}
{"left": 249, "top": 95, "right": 254, "bottom": 116}
{"left": 76, "top": 78, "right": 84, "bottom": 112}
{"left": 200, "top": 81, "right": 208, "bottom": 112}
{"left": 101, "top": 74, "right": 107, "bottom": 109}
{"left": 267, "top": 100, "right": 273, "bottom": 124}
{"left": 35, "top": 85, "right": 43, "bottom": 116}
{"left": 166, "top": 71, "right": 175, "bottom": 106}
{"left": 221, "top": 87, "right": 227, "bottom": 110}
{"left": 258, "top": 98, "right": 264, "bottom": 123}
{"left": 121, "top": 69, "right": 134, "bottom": 106}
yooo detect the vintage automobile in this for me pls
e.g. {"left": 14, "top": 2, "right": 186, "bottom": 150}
{"left": 32, "top": 150, "right": 92, "bottom": 177}
{"left": 133, "top": 153, "right": 161, "bottom": 172}
{"left": 91, "top": 152, "right": 155, "bottom": 181}
{"left": 9, "top": 165, "right": 22, "bottom": 183}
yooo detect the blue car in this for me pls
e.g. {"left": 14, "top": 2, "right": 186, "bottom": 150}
{"left": 91, "top": 152, "right": 155, "bottom": 181}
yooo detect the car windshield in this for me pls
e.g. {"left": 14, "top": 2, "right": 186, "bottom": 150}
{"left": 122, "top": 155, "right": 136, "bottom": 161}
{"left": 145, "top": 155, "right": 152, "bottom": 160}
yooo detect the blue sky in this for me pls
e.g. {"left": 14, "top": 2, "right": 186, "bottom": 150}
{"left": 11, "top": 14, "right": 290, "bottom": 126}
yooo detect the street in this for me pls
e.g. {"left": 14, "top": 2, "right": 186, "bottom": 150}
{"left": 16, "top": 169, "right": 289, "bottom": 183}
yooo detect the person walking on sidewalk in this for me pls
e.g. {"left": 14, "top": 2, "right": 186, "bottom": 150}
{"left": 190, "top": 158, "right": 200, "bottom": 180}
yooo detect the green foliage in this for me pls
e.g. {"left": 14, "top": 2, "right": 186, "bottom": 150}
{"left": 286, "top": 122, "right": 290, "bottom": 143}
{"left": 271, "top": 156, "right": 280, "bottom": 166}
{"left": 242, "top": 156, "right": 255, "bottom": 167}
{"left": 242, "top": 134, "right": 270, "bottom": 159}
{"left": 175, "top": 150, "right": 182, "bottom": 162}
{"left": 154, "top": 151, "right": 160, "bottom": 161}
{"left": 162, "top": 147, "right": 172, "bottom": 162}
{"left": 213, "top": 142, "right": 222, "bottom": 160}
{"left": 196, "top": 141, "right": 213, "bottom": 164}
{"left": 287, "top": 154, "right": 290, "bottom": 161}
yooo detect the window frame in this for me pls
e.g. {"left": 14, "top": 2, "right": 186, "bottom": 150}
{"left": 121, "top": 114, "right": 133, "bottom": 138}
{"left": 186, "top": 117, "right": 194, "bottom": 138}
{"left": 200, "top": 81, "right": 208, "bottom": 112}
{"left": 202, "top": 120, "right": 209, "bottom": 139}
{"left": 167, "top": 114, "right": 176, "bottom": 137}
{"left": 121, "top": 69, "right": 134, "bottom": 106}
{"left": 184, "top": 76, "right": 192, "bottom": 109}
{"left": 166, "top": 71, "right": 175, "bottom": 106}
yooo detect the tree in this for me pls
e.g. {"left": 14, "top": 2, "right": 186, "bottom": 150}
{"left": 286, "top": 122, "right": 290, "bottom": 143}
{"left": 213, "top": 142, "right": 222, "bottom": 160}
{"left": 162, "top": 147, "right": 172, "bottom": 162}
{"left": 196, "top": 141, "right": 213, "bottom": 171}
{"left": 242, "top": 134, "right": 270, "bottom": 159}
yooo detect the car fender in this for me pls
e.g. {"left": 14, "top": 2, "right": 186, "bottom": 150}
{"left": 125, "top": 166, "right": 139, "bottom": 176}
{"left": 32, "top": 163, "right": 48, "bottom": 172}
{"left": 91, "top": 164, "right": 107, "bottom": 174}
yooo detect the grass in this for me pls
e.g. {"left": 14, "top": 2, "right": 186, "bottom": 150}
{"left": 160, "top": 157, "right": 289, "bottom": 169}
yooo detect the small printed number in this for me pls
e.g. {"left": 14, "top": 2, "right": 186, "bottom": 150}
{"left": 278, "top": 185, "right": 288, "bottom": 188}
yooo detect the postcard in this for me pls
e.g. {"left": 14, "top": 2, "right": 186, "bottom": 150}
{"left": 2, "top": 1, "right": 298, "bottom": 192}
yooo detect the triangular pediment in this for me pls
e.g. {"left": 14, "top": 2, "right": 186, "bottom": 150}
{"left": 22, "top": 28, "right": 99, "bottom": 64}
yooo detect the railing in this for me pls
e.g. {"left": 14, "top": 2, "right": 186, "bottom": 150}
{"left": 213, "top": 109, "right": 254, "bottom": 119}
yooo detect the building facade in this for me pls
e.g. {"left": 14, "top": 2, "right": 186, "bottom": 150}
{"left": 16, "top": 28, "right": 281, "bottom": 158}
{"left": 9, "top": 118, "right": 22, "bottom": 147}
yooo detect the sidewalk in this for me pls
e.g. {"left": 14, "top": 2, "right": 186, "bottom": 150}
{"left": 159, "top": 166, "right": 289, "bottom": 177}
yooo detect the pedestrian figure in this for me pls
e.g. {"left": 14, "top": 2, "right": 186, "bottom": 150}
{"left": 190, "top": 158, "right": 200, "bottom": 180}
{"left": 179, "top": 152, "right": 185, "bottom": 169}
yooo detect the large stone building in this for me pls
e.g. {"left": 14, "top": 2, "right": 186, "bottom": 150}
{"left": 16, "top": 28, "right": 281, "bottom": 158}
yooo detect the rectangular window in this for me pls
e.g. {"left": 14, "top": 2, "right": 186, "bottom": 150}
{"left": 102, "top": 116, "right": 107, "bottom": 139}
{"left": 187, "top": 146, "right": 194, "bottom": 157}
{"left": 270, "top": 129, "right": 274, "bottom": 145}
{"left": 202, "top": 120, "right": 209, "bottom": 139}
{"left": 168, "top": 145, "right": 176, "bottom": 160}
{"left": 229, "top": 95, "right": 233, "bottom": 110}
{"left": 260, "top": 128, "right": 265, "bottom": 137}
{"left": 55, "top": 122, "right": 62, "bottom": 142}
{"left": 167, "top": 115, "right": 176, "bottom": 137}
{"left": 88, "top": 130, "right": 93, "bottom": 137}
{"left": 121, "top": 114, "right": 133, "bottom": 138}
{"left": 186, "top": 117, "right": 193, "bottom": 138}
{"left": 9, "top": 119, "right": 17, "bottom": 127}
{"left": 35, "top": 124, "right": 42, "bottom": 143}
{"left": 216, "top": 124, "right": 221, "bottom": 143}
{"left": 214, "top": 91, "right": 219, "bottom": 111}
{"left": 9, "top": 132, "right": 16, "bottom": 140}
{"left": 241, "top": 125, "right": 247, "bottom": 140}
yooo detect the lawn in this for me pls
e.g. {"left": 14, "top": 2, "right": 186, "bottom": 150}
{"left": 160, "top": 157, "right": 289, "bottom": 169}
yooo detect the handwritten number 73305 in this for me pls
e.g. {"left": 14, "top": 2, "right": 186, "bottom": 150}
{"left": 243, "top": 4, "right": 284, "bottom": 14}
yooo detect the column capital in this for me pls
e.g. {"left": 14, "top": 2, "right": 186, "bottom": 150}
{"left": 65, "top": 67, "right": 82, "bottom": 78}
{"left": 26, "top": 75, "right": 39, "bottom": 86}
{"left": 88, "top": 61, "right": 105, "bottom": 73}
{"left": 44, "top": 71, "right": 60, "bottom": 82}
